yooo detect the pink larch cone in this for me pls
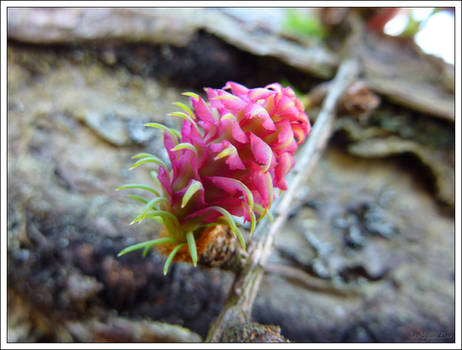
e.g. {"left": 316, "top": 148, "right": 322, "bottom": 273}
{"left": 117, "top": 82, "right": 311, "bottom": 274}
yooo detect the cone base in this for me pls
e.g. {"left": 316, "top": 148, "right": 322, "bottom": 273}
{"left": 156, "top": 224, "right": 245, "bottom": 270}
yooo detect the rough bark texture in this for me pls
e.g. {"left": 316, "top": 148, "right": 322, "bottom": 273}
{"left": 7, "top": 8, "right": 454, "bottom": 343}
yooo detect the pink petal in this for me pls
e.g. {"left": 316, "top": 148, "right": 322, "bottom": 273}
{"left": 192, "top": 96, "right": 216, "bottom": 124}
{"left": 164, "top": 132, "right": 179, "bottom": 169}
{"left": 263, "top": 94, "right": 276, "bottom": 115}
{"left": 244, "top": 103, "right": 276, "bottom": 131}
{"left": 249, "top": 163, "right": 271, "bottom": 208}
{"left": 276, "top": 120, "right": 293, "bottom": 144}
{"left": 157, "top": 165, "right": 172, "bottom": 197}
{"left": 183, "top": 207, "right": 221, "bottom": 223}
{"left": 199, "top": 120, "right": 217, "bottom": 141}
{"left": 223, "top": 81, "right": 249, "bottom": 96}
{"left": 269, "top": 121, "right": 297, "bottom": 154}
{"left": 280, "top": 106, "right": 301, "bottom": 120}
{"left": 221, "top": 203, "right": 249, "bottom": 221}
{"left": 210, "top": 89, "right": 247, "bottom": 114}
{"left": 182, "top": 199, "right": 244, "bottom": 223}
{"left": 209, "top": 140, "right": 226, "bottom": 154}
{"left": 248, "top": 88, "right": 273, "bottom": 101}
{"left": 218, "top": 118, "right": 248, "bottom": 144}
{"left": 210, "top": 140, "right": 246, "bottom": 170}
{"left": 266, "top": 82, "right": 283, "bottom": 94}
{"left": 305, "top": 118, "right": 312, "bottom": 134}
{"left": 275, "top": 153, "right": 295, "bottom": 190}
{"left": 206, "top": 176, "right": 241, "bottom": 193}
{"left": 295, "top": 98, "right": 305, "bottom": 112}
{"left": 283, "top": 86, "right": 296, "bottom": 98}
{"left": 293, "top": 124, "right": 309, "bottom": 144}
{"left": 226, "top": 152, "right": 245, "bottom": 170}
{"left": 232, "top": 122, "right": 249, "bottom": 144}
{"left": 277, "top": 95, "right": 296, "bottom": 114}
{"left": 205, "top": 176, "right": 251, "bottom": 210}
{"left": 250, "top": 133, "right": 272, "bottom": 166}
{"left": 205, "top": 88, "right": 224, "bottom": 112}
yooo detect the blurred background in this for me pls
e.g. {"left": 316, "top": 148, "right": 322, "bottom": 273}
{"left": 7, "top": 7, "right": 454, "bottom": 342}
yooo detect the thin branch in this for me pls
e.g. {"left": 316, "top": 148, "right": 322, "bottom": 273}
{"left": 205, "top": 58, "right": 360, "bottom": 342}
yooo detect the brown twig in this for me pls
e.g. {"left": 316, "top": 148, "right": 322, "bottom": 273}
{"left": 205, "top": 58, "right": 360, "bottom": 342}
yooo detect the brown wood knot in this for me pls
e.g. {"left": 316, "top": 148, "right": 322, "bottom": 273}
{"left": 221, "top": 321, "right": 290, "bottom": 342}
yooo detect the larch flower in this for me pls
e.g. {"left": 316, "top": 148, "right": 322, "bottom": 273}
{"left": 117, "top": 82, "right": 311, "bottom": 274}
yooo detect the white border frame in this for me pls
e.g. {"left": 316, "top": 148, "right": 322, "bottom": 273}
{"left": 1, "top": 2, "right": 460, "bottom": 349}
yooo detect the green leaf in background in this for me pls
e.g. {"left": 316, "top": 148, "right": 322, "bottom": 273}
{"left": 282, "top": 9, "right": 327, "bottom": 40}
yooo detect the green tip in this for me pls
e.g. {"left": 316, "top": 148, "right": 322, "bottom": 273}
{"left": 214, "top": 145, "right": 237, "bottom": 160}
{"left": 163, "top": 243, "right": 186, "bottom": 275}
{"left": 182, "top": 92, "right": 200, "bottom": 100}
{"left": 186, "top": 231, "right": 198, "bottom": 266}
{"left": 181, "top": 180, "right": 203, "bottom": 208}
